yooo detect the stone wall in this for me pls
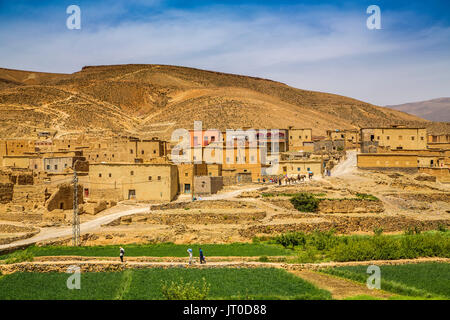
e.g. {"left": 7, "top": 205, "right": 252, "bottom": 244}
{"left": 0, "top": 183, "right": 13, "bottom": 203}
{"left": 45, "top": 183, "right": 83, "bottom": 211}
{"left": 318, "top": 199, "right": 384, "bottom": 213}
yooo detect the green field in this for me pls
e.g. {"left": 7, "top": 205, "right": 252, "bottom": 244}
{"left": 0, "top": 243, "right": 293, "bottom": 261}
{"left": 268, "top": 230, "right": 450, "bottom": 263}
{"left": 322, "top": 263, "right": 450, "bottom": 299}
{"left": 0, "top": 268, "right": 331, "bottom": 300}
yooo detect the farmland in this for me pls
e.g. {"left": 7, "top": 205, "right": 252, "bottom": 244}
{"left": 0, "top": 243, "right": 293, "bottom": 260}
{"left": 0, "top": 268, "right": 331, "bottom": 300}
{"left": 321, "top": 263, "right": 450, "bottom": 299}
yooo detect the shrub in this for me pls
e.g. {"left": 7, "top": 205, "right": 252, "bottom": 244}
{"left": 290, "top": 193, "right": 319, "bottom": 212}
{"left": 259, "top": 256, "right": 269, "bottom": 262}
{"left": 373, "top": 227, "right": 383, "bottom": 236}
{"left": 356, "top": 193, "right": 379, "bottom": 201}
{"left": 2, "top": 249, "right": 34, "bottom": 264}
{"left": 275, "top": 232, "right": 306, "bottom": 249}
{"left": 161, "top": 277, "right": 210, "bottom": 300}
{"left": 436, "top": 223, "right": 447, "bottom": 233}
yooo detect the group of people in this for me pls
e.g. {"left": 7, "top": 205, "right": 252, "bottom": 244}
{"left": 262, "top": 172, "right": 315, "bottom": 185}
{"left": 187, "top": 248, "right": 206, "bottom": 265}
{"left": 118, "top": 246, "right": 206, "bottom": 265}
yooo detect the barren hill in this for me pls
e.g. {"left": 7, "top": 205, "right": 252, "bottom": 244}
{"left": 0, "top": 64, "right": 447, "bottom": 140}
{"left": 387, "top": 98, "right": 450, "bottom": 123}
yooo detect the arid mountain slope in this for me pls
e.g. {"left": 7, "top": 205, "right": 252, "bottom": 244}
{"left": 387, "top": 98, "right": 450, "bottom": 122}
{"left": 0, "top": 64, "right": 447, "bottom": 140}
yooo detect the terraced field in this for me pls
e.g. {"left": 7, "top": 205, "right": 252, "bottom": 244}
{"left": 0, "top": 268, "right": 331, "bottom": 300}
{"left": 321, "top": 263, "right": 450, "bottom": 299}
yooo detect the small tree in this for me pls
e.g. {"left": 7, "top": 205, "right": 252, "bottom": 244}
{"left": 161, "top": 277, "right": 210, "bottom": 300}
{"left": 290, "top": 193, "right": 320, "bottom": 212}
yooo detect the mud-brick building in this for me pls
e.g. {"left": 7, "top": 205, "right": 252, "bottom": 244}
{"left": 193, "top": 176, "right": 223, "bottom": 196}
{"left": 85, "top": 137, "right": 168, "bottom": 163}
{"left": 2, "top": 155, "right": 40, "bottom": 170}
{"left": 360, "top": 126, "right": 427, "bottom": 153}
{"left": 326, "top": 129, "right": 360, "bottom": 149}
{"left": 357, "top": 153, "right": 418, "bottom": 173}
{"left": 427, "top": 134, "right": 450, "bottom": 150}
{"left": 313, "top": 140, "right": 345, "bottom": 153}
{"left": 177, "top": 163, "right": 208, "bottom": 194}
{"left": 87, "top": 162, "right": 178, "bottom": 202}
{"left": 287, "top": 127, "right": 313, "bottom": 152}
{"left": 0, "top": 139, "right": 36, "bottom": 158}
{"left": 278, "top": 159, "right": 323, "bottom": 177}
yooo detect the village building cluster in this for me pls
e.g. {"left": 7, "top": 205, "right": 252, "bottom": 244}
{"left": 0, "top": 125, "right": 448, "bottom": 219}
{"left": 357, "top": 125, "right": 450, "bottom": 183}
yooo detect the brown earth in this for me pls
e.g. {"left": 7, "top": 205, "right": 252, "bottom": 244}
{"left": 1, "top": 64, "right": 448, "bottom": 139}
{"left": 290, "top": 270, "right": 392, "bottom": 299}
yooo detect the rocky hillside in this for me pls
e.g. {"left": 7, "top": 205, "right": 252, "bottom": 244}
{"left": 387, "top": 97, "right": 450, "bottom": 122}
{"left": 0, "top": 64, "right": 447, "bottom": 140}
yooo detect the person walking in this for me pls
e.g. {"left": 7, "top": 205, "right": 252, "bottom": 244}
{"left": 119, "top": 247, "right": 125, "bottom": 263}
{"left": 187, "top": 248, "right": 193, "bottom": 265}
{"left": 199, "top": 248, "right": 206, "bottom": 264}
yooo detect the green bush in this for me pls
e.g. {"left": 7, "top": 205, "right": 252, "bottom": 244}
{"left": 161, "top": 277, "right": 210, "bottom": 300}
{"left": 275, "top": 232, "right": 306, "bottom": 249}
{"left": 356, "top": 193, "right": 379, "bottom": 201}
{"left": 436, "top": 223, "right": 448, "bottom": 233}
{"left": 258, "top": 256, "right": 269, "bottom": 262}
{"left": 2, "top": 249, "right": 34, "bottom": 264}
{"left": 373, "top": 227, "right": 384, "bottom": 236}
{"left": 289, "top": 193, "right": 320, "bottom": 212}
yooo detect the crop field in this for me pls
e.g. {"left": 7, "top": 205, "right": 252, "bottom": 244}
{"left": 0, "top": 268, "right": 331, "bottom": 300}
{"left": 322, "top": 263, "right": 450, "bottom": 299}
{"left": 0, "top": 243, "right": 293, "bottom": 260}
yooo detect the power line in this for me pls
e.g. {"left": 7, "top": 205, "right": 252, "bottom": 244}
{"left": 72, "top": 170, "right": 80, "bottom": 247}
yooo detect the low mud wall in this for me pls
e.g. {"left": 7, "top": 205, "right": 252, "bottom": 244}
{"left": 106, "top": 210, "right": 266, "bottom": 226}
{"left": 318, "top": 199, "right": 384, "bottom": 213}
{"left": 241, "top": 216, "right": 450, "bottom": 237}
{"left": 264, "top": 197, "right": 384, "bottom": 213}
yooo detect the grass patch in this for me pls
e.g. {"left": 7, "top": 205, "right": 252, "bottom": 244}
{"left": 0, "top": 268, "right": 331, "bottom": 300}
{"left": 0, "top": 271, "right": 124, "bottom": 300}
{"left": 0, "top": 243, "right": 293, "bottom": 260}
{"left": 321, "top": 263, "right": 450, "bottom": 299}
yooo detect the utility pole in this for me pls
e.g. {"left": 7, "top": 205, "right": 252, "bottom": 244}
{"left": 72, "top": 170, "right": 80, "bottom": 246}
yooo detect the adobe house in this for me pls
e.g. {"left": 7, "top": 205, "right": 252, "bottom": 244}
{"left": 0, "top": 139, "right": 36, "bottom": 157}
{"left": 177, "top": 163, "right": 208, "bottom": 194}
{"left": 278, "top": 159, "right": 323, "bottom": 177}
{"left": 326, "top": 129, "right": 360, "bottom": 149}
{"left": 85, "top": 137, "right": 168, "bottom": 163}
{"left": 427, "top": 134, "right": 450, "bottom": 150}
{"left": 313, "top": 140, "right": 345, "bottom": 153}
{"left": 88, "top": 162, "right": 178, "bottom": 202}
{"left": 287, "top": 127, "right": 313, "bottom": 152}
{"left": 360, "top": 126, "right": 427, "bottom": 153}
{"left": 357, "top": 153, "right": 419, "bottom": 173}
{"left": 193, "top": 176, "right": 223, "bottom": 196}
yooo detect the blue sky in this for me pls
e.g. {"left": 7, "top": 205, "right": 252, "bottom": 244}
{"left": 0, "top": 0, "right": 449, "bottom": 105}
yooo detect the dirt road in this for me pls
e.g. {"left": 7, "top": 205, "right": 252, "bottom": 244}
{"left": 0, "top": 185, "right": 267, "bottom": 251}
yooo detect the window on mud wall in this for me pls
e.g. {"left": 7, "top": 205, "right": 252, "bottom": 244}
{"left": 84, "top": 188, "right": 89, "bottom": 197}
{"left": 59, "top": 202, "right": 64, "bottom": 209}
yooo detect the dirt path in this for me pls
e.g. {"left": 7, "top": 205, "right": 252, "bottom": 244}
{"left": 290, "top": 270, "right": 392, "bottom": 300}
{"left": 332, "top": 150, "right": 357, "bottom": 177}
